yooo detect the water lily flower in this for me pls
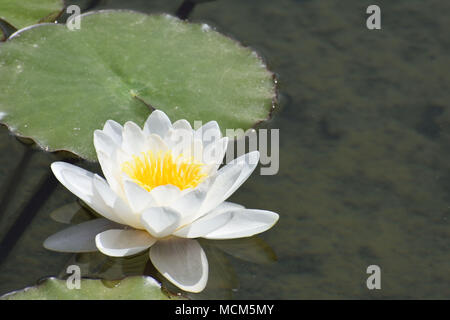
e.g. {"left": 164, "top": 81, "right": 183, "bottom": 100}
{"left": 45, "top": 110, "right": 279, "bottom": 292}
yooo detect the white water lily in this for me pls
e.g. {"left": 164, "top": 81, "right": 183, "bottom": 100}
{"left": 45, "top": 110, "right": 279, "bottom": 293}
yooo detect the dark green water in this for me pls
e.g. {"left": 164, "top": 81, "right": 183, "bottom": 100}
{"left": 0, "top": 0, "right": 449, "bottom": 299}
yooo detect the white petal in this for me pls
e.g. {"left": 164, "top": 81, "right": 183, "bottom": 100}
{"left": 209, "top": 201, "right": 245, "bottom": 213}
{"left": 173, "top": 205, "right": 234, "bottom": 238}
{"left": 191, "top": 138, "right": 204, "bottom": 163}
{"left": 149, "top": 238, "right": 208, "bottom": 293}
{"left": 51, "top": 162, "right": 94, "bottom": 201}
{"left": 44, "top": 218, "right": 124, "bottom": 253}
{"left": 165, "top": 125, "right": 194, "bottom": 146}
{"left": 122, "top": 121, "right": 146, "bottom": 156}
{"left": 140, "top": 207, "right": 181, "bottom": 238}
{"left": 172, "top": 137, "right": 203, "bottom": 163}
{"left": 222, "top": 151, "right": 260, "bottom": 200}
{"left": 95, "top": 229, "right": 156, "bottom": 257}
{"left": 172, "top": 119, "right": 192, "bottom": 131}
{"left": 94, "top": 130, "right": 116, "bottom": 156}
{"left": 115, "top": 147, "right": 134, "bottom": 167}
{"left": 166, "top": 128, "right": 194, "bottom": 156}
{"left": 102, "top": 119, "right": 123, "bottom": 145}
{"left": 149, "top": 184, "right": 182, "bottom": 206}
{"left": 97, "top": 150, "right": 123, "bottom": 197}
{"left": 143, "top": 110, "right": 172, "bottom": 137}
{"left": 147, "top": 133, "right": 168, "bottom": 153}
{"left": 92, "top": 174, "right": 142, "bottom": 228}
{"left": 92, "top": 175, "right": 121, "bottom": 208}
{"left": 198, "top": 162, "right": 245, "bottom": 215}
{"left": 123, "top": 180, "right": 156, "bottom": 213}
{"left": 202, "top": 137, "right": 228, "bottom": 170}
{"left": 173, "top": 201, "right": 243, "bottom": 238}
{"left": 51, "top": 162, "right": 116, "bottom": 223}
{"left": 200, "top": 151, "right": 260, "bottom": 214}
{"left": 195, "top": 121, "right": 221, "bottom": 148}
{"left": 169, "top": 184, "right": 209, "bottom": 225}
{"left": 203, "top": 209, "right": 279, "bottom": 239}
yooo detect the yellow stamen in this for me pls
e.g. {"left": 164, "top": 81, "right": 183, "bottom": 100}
{"left": 121, "top": 151, "right": 207, "bottom": 192}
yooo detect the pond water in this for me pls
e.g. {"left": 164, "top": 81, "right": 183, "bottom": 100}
{"left": 0, "top": 0, "right": 449, "bottom": 299}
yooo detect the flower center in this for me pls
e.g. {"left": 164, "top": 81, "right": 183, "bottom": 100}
{"left": 121, "top": 151, "right": 207, "bottom": 192}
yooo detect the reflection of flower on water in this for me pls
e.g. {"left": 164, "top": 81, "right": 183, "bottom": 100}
{"left": 51, "top": 204, "right": 276, "bottom": 298}
{"left": 45, "top": 110, "right": 278, "bottom": 293}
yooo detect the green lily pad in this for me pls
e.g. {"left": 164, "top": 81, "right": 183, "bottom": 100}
{"left": 0, "top": 0, "right": 64, "bottom": 39}
{"left": 1, "top": 276, "right": 177, "bottom": 300}
{"left": 0, "top": 10, "right": 276, "bottom": 161}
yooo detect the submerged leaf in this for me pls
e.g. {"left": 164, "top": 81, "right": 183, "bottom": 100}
{"left": 0, "top": 11, "right": 276, "bottom": 160}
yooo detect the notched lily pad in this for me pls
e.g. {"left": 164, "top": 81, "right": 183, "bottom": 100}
{"left": 0, "top": 10, "right": 276, "bottom": 161}
{"left": 0, "top": 0, "right": 64, "bottom": 40}
{"left": 1, "top": 276, "right": 176, "bottom": 300}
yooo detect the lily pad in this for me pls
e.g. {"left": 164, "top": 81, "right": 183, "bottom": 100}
{"left": 0, "top": 0, "right": 63, "bottom": 39}
{"left": 0, "top": 10, "right": 276, "bottom": 161}
{"left": 1, "top": 276, "right": 175, "bottom": 300}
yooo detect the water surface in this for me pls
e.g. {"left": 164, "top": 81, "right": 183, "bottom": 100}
{"left": 0, "top": 0, "right": 449, "bottom": 299}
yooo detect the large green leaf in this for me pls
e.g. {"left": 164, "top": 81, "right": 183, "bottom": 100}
{"left": 0, "top": 0, "right": 63, "bottom": 39}
{"left": 0, "top": 11, "right": 276, "bottom": 160}
{"left": 1, "top": 276, "right": 176, "bottom": 300}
